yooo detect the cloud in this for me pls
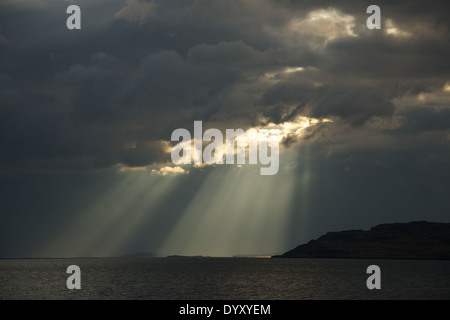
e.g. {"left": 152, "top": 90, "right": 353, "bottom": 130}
{"left": 151, "top": 165, "right": 188, "bottom": 175}
{"left": 115, "top": 0, "right": 157, "bottom": 24}
{"left": 385, "top": 19, "right": 412, "bottom": 37}
{"left": 119, "top": 165, "right": 148, "bottom": 172}
{"left": 0, "top": 73, "right": 26, "bottom": 107}
{"left": 284, "top": 8, "right": 357, "bottom": 49}
{"left": 0, "top": 0, "right": 449, "bottom": 172}
{"left": 0, "top": 35, "right": 11, "bottom": 47}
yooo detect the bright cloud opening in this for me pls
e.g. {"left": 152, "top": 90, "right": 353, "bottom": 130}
{"left": 287, "top": 8, "right": 357, "bottom": 48}
{"left": 385, "top": 19, "right": 412, "bottom": 37}
{"left": 152, "top": 166, "right": 188, "bottom": 176}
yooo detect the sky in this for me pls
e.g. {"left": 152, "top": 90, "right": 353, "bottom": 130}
{"left": 0, "top": 0, "right": 449, "bottom": 258}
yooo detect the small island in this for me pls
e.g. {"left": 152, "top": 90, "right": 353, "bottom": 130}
{"left": 273, "top": 221, "right": 450, "bottom": 260}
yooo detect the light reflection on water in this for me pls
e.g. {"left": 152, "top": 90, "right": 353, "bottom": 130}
{"left": 1, "top": 258, "right": 449, "bottom": 300}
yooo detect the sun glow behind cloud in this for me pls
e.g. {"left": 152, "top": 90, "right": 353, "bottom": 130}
{"left": 152, "top": 166, "right": 188, "bottom": 175}
{"left": 171, "top": 115, "right": 333, "bottom": 167}
{"left": 263, "top": 116, "right": 332, "bottom": 143}
{"left": 385, "top": 19, "right": 412, "bottom": 37}
{"left": 286, "top": 8, "right": 357, "bottom": 48}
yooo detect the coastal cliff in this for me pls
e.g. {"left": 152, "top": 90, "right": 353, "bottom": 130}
{"left": 273, "top": 221, "right": 450, "bottom": 260}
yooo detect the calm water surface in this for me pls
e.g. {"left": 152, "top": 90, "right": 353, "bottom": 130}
{"left": 1, "top": 258, "right": 449, "bottom": 299}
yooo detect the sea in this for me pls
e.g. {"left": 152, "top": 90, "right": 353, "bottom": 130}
{"left": 1, "top": 258, "right": 449, "bottom": 300}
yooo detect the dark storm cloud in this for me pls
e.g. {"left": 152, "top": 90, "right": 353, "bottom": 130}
{"left": 262, "top": 75, "right": 398, "bottom": 125}
{"left": 323, "top": 34, "right": 450, "bottom": 79}
{"left": 0, "top": 0, "right": 449, "bottom": 172}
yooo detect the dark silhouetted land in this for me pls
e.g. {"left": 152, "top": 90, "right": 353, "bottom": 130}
{"left": 273, "top": 221, "right": 450, "bottom": 260}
